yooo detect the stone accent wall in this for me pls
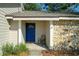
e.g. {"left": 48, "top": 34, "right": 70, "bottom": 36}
{"left": 53, "top": 20, "right": 79, "bottom": 50}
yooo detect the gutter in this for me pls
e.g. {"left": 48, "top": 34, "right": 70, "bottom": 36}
{"left": 5, "top": 15, "right": 79, "bottom": 20}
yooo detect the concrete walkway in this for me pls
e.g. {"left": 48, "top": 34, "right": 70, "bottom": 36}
{"left": 26, "top": 43, "right": 47, "bottom": 56}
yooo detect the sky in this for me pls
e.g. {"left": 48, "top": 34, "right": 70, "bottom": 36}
{"left": 68, "top": 4, "right": 79, "bottom": 13}
{"left": 37, "top": 3, "right": 48, "bottom": 12}
{"left": 37, "top": 3, "right": 79, "bottom": 13}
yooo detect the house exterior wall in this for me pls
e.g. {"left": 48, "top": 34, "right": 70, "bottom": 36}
{"left": 0, "top": 11, "right": 9, "bottom": 46}
{"left": 21, "top": 20, "right": 79, "bottom": 50}
{"left": 52, "top": 20, "right": 79, "bottom": 50}
{"left": 9, "top": 20, "right": 52, "bottom": 48}
{"left": 9, "top": 20, "right": 18, "bottom": 45}
{"left": 36, "top": 21, "right": 47, "bottom": 43}
{"left": 0, "top": 3, "right": 79, "bottom": 50}
{"left": 21, "top": 21, "right": 49, "bottom": 46}
{"left": 7, "top": 19, "right": 79, "bottom": 50}
{"left": 45, "top": 22, "right": 50, "bottom": 48}
{"left": 0, "top": 3, "right": 22, "bottom": 46}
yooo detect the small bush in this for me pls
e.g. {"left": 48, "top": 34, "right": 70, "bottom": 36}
{"left": 14, "top": 43, "right": 28, "bottom": 55}
{"left": 19, "top": 43, "right": 28, "bottom": 52}
{"left": 2, "top": 43, "right": 29, "bottom": 56}
{"left": 13, "top": 44, "right": 20, "bottom": 55}
{"left": 2, "top": 43, "right": 14, "bottom": 56}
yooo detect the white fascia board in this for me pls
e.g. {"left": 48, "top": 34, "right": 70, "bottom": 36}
{"left": 7, "top": 16, "right": 79, "bottom": 20}
{"left": 13, "top": 18, "right": 59, "bottom": 21}
{"left": 59, "top": 17, "right": 79, "bottom": 20}
{"left": 6, "top": 16, "right": 13, "bottom": 19}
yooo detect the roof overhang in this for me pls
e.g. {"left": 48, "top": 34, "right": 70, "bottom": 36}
{"left": 6, "top": 16, "right": 79, "bottom": 21}
{"left": 6, "top": 16, "right": 59, "bottom": 21}
{"left": 59, "top": 17, "right": 79, "bottom": 20}
{"left": 5, "top": 11, "right": 79, "bottom": 20}
{"left": 13, "top": 17, "right": 59, "bottom": 20}
{"left": 6, "top": 16, "right": 13, "bottom": 19}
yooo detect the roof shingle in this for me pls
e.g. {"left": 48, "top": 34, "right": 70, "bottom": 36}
{"left": 5, "top": 11, "right": 79, "bottom": 18}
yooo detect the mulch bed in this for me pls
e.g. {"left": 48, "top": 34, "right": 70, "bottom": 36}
{"left": 19, "top": 51, "right": 30, "bottom": 56}
{"left": 3, "top": 51, "right": 30, "bottom": 56}
{"left": 41, "top": 50, "right": 79, "bottom": 56}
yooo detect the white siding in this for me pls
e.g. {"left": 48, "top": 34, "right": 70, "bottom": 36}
{"left": 0, "top": 4, "right": 22, "bottom": 47}
{"left": 9, "top": 20, "right": 18, "bottom": 45}
{"left": 0, "top": 11, "right": 9, "bottom": 46}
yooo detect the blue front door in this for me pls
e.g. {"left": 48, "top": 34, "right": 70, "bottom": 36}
{"left": 26, "top": 23, "right": 35, "bottom": 42}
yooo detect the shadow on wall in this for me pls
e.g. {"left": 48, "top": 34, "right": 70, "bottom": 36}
{"left": 7, "top": 20, "right": 18, "bottom": 30}
{"left": 7, "top": 19, "right": 18, "bottom": 44}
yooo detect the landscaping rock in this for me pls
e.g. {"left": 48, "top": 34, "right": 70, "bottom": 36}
{"left": 53, "top": 20, "right": 79, "bottom": 50}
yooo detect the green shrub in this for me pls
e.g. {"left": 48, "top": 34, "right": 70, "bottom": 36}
{"left": 2, "top": 43, "right": 14, "bottom": 56}
{"left": 14, "top": 43, "right": 28, "bottom": 55}
{"left": 13, "top": 44, "right": 20, "bottom": 55}
{"left": 19, "top": 43, "right": 28, "bottom": 52}
{"left": 2, "top": 43, "right": 28, "bottom": 56}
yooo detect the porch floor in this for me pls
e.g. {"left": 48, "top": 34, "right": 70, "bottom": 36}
{"left": 26, "top": 43, "right": 47, "bottom": 56}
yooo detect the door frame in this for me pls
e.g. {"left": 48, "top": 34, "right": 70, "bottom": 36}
{"left": 26, "top": 23, "right": 36, "bottom": 43}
